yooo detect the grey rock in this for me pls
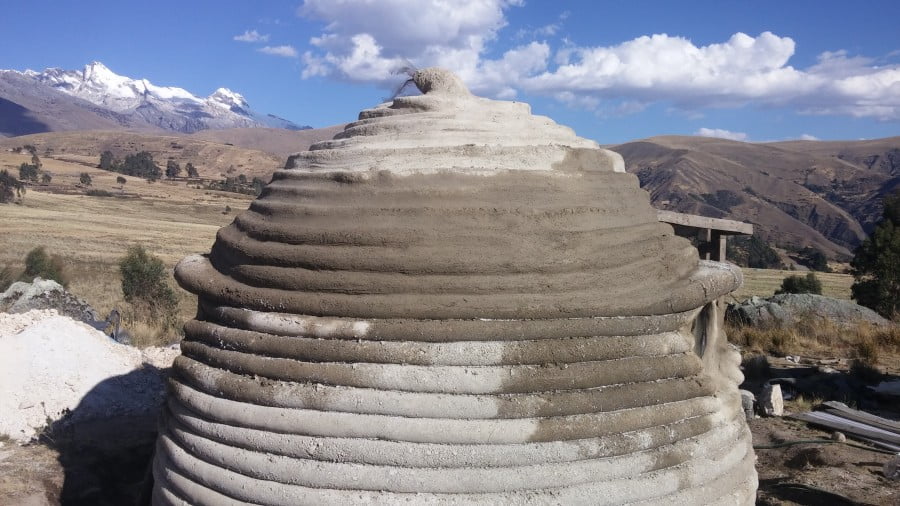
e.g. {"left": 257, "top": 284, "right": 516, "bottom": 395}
{"left": 739, "top": 389, "right": 756, "bottom": 420}
{"left": 760, "top": 383, "right": 784, "bottom": 417}
{"left": 0, "top": 277, "right": 101, "bottom": 323}
{"left": 726, "top": 293, "right": 889, "bottom": 328}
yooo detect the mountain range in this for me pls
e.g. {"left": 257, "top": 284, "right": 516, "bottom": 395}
{"left": 0, "top": 62, "right": 896, "bottom": 260}
{"left": 0, "top": 62, "right": 309, "bottom": 136}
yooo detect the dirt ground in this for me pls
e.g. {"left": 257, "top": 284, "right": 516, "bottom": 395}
{"left": 752, "top": 416, "right": 897, "bottom": 505}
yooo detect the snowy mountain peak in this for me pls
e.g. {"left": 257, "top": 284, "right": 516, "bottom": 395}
{"left": 208, "top": 88, "right": 249, "bottom": 110}
{"left": 0, "top": 61, "right": 309, "bottom": 133}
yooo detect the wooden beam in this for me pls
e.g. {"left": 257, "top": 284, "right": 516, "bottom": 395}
{"left": 657, "top": 210, "right": 753, "bottom": 235}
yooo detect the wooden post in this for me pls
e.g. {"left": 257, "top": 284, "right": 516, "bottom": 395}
{"left": 713, "top": 232, "right": 727, "bottom": 262}
{"left": 698, "top": 228, "right": 712, "bottom": 260}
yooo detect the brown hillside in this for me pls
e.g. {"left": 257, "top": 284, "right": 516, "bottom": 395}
{"left": 189, "top": 125, "right": 346, "bottom": 158}
{"left": 611, "top": 136, "right": 899, "bottom": 259}
{"left": 0, "top": 130, "right": 283, "bottom": 180}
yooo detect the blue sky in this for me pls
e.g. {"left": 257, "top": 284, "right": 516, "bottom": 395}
{"left": 2, "top": 0, "right": 899, "bottom": 143}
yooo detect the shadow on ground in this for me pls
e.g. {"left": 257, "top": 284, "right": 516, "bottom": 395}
{"left": 41, "top": 366, "right": 168, "bottom": 506}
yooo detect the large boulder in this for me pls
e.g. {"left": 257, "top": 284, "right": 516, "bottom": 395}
{"left": 726, "top": 293, "right": 889, "bottom": 328}
{"left": 0, "top": 277, "right": 101, "bottom": 324}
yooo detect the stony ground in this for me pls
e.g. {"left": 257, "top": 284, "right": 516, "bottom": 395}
{"left": 752, "top": 416, "right": 897, "bottom": 505}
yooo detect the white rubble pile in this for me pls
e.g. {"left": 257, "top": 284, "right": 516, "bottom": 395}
{"left": 0, "top": 310, "right": 179, "bottom": 443}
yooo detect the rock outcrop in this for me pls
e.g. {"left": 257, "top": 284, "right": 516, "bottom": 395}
{"left": 726, "top": 293, "right": 889, "bottom": 328}
{"left": 0, "top": 278, "right": 100, "bottom": 324}
{"left": 152, "top": 68, "right": 757, "bottom": 504}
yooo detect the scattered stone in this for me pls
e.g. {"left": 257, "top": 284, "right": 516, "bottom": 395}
{"left": 761, "top": 383, "right": 784, "bottom": 416}
{"left": 740, "top": 389, "right": 756, "bottom": 420}
{"left": 831, "top": 431, "right": 846, "bottom": 442}
{"left": 885, "top": 454, "right": 900, "bottom": 481}
{"left": 0, "top": 278, "right": 100, "bottom": 324}
{"left": 726, "top": 293, "right": 889, "bottom": 328}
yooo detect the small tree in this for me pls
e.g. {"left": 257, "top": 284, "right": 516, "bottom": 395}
{"left": 99, "top": 150, "right": 118, "bottom": 171}
{"left": 119, "top": 245, "right": 177, "bottom": 317}
{"left": 165, "top": 159, "right": 181, "bottom": 178}
{"left": 21, "top": 246, "right": 68, "bottom": 287}
{"left": 41, "top": 173, "right": 52, "bottom": 184}
{"left": 0, "top": 170, "right": 25, "bottom": 203}
{"left": 186, "top": 162, "right": 199, "bottom": 178}
{"left": 775, "top": 272, "right": 822, "bottom": 295}
{"left": 19, "top": 163, "right": 39, "bottom": 182}
{"left": 80, "top": 172, "right": 92, "bottom": 186}
{"left": 252, "top": 177, "right": 266, "bottom": 196}
{"left": 851, "top": 192, "right": 900, "bottom": 318}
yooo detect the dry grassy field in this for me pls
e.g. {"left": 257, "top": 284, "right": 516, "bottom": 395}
{"left": 0, "top": 151, "right": 251, "bottom": 341}
{"left": 732, "top": 267, "right": 853, "bottom": 302}
{"left": 1, "top": 149, "right": 858, "bottom": 345}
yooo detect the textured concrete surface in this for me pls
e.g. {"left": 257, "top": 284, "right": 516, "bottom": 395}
{"left": 153, "top": 68, "right": 757, "bottom": 505}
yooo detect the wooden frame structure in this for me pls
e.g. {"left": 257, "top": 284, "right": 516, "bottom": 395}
{"left": 657, "top": 210, "right": 753, "bottom": 262}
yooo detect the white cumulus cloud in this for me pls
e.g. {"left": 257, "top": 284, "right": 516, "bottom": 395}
{"left": 296, "top": 1, "right": 900, "bottom": 119}
{"left": 298, "top": 0, "right": 525, "bottom": 95}
{"left": 798, "top": 133, "right": 819, "bottom": 141}
{"left": 259, "top": 45, "right": 299, "bottom": 58}
{"left": 234, "top": 30, "right": 269, "bottom": 43}
{"left": 695, "top": 128, "right": 749, "bottom": 141}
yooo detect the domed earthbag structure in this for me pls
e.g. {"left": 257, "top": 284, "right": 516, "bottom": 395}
{"left": 152, "top": 69, "right": 757, "bottom": 505}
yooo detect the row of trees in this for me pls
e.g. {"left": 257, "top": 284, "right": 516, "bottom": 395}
{"left": 164, "top": 160, "right": 199, "bottom": 179}
{"left": 205, "top": 174, "right": 266, "bottom": 196}
{"left": 99, "top": 150, "right": 164, "bottom": 180}
{"left": 100, "top": 150, "right": 202, "bottom": 181}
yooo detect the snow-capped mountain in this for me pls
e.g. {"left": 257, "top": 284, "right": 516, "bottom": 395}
{"left": 0, "top": 62, "right": 308, "bottom": 136}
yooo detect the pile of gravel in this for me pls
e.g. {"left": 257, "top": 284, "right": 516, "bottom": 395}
{"left": 0, "top": 310, "right": 178, "bottom": 443}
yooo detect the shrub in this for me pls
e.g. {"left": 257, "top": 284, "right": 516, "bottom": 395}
{"left": 41, "top": 173, "right": 52, "bottom": 184}
{"left": 0, "top": 265, "right": 16, "bottom": 291}
{"left": 119, "top": 245, "right": 177, "bottom": 318}
{"left": 775, "top": 272, "right": 822, "bottom": 295}
{"left": 726, "top": 233, "right": 782, "bottom": 269}
{"left": 21, "top": 247, "right": 68, "bottom": 287}
{"left": 86, "top": 189, "right": 114, "bottom": 197}
{"left": 116, "top": 176, "right": 126, "bottom": 186}
{"left": 79, "top": 172, "right": 92, "bottom": 186}
{"left": 795, "top": 247, "right": 831, "bottom": 272}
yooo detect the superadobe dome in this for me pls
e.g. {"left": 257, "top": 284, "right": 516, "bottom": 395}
{"left": 153, "top": 67, "right": 757, "bottom": 505}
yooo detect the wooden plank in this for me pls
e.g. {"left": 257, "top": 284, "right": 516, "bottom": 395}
{"left": 657, "top": 210, "right": 753, "bottom": 235}
{"left": 820, "top": 401, "right": 900, "bottom": 433}
{"left": 791, "top": 411, "right": 900, "bottom": 448}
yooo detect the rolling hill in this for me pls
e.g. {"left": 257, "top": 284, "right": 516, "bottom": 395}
{"left": 610, "top": 136, "right": 900, "bottom": 259}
